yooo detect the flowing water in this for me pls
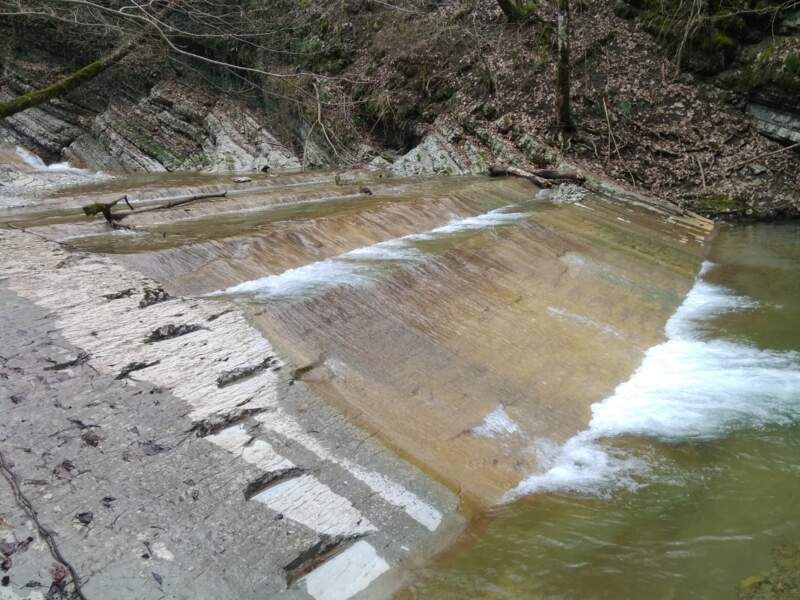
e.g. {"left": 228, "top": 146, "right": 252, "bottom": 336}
{"left": 409, "top": 222, "right": 800, "bottom": 599}
{"left": 18, "top": 158, "right": 787, "bottom": 597}
{"left": 10, "top": 136, "right": 800, "bottom": 600}
{"left": 11, "top": 170, "right": 713, "bottom": 506}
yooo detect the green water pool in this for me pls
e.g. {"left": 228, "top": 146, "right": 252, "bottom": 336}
{"left": 411, "top": 222, "right": 800, "bottom": 599}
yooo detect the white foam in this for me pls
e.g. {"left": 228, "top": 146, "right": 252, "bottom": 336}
{"left": 224, "top": 258, "right": 373, "bottom": 298}
{"left": 420, "top": 208, "right": 528, "bottom": 237}
{"left": 217, "top": 207, "right": 527, "bottom": 299}
{"left": 472, "top": 405, "right": 521, "bottom": 437}
{"left": 344, "top": 238, "right": 423, "bottom": 261}
{"left": 511, "top": 261, "right": 800, "bottom": 498}
{"left": 15, "top": 146, "right": 87, "bottom": 173}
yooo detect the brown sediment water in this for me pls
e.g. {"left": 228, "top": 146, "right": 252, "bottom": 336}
{"left": 26, "top": 171, "right": 713, "bottom": 507}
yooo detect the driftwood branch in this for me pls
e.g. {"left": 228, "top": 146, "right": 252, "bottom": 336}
{"left": 146, "top": 191, "right": 228, "bottom": 212}
{"left": 82, "top": 195, "right": 131, "bottom": 226}
{"left": 82, "top": 191, "right": 227, "bottom": 227}
{"left": 728, "top": 140, "right": 800, "bottom": 173}
{"left": 489, "top": 165, "right": 585, "bottom": 188}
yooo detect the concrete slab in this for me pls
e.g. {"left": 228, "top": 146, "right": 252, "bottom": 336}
{"left": 0, "top": 230, "right": 462, "bottom": 600}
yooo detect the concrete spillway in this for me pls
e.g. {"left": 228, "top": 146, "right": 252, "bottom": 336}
{"left": 0, "top": 168, "right": 713, "bottom": 599}
{"left": 42, "top": 172, "right": 712, "bottom": 503}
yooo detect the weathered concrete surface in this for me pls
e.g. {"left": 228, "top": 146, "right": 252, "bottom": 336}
{"left": 0, "top": 228, "right": 461, "bottom": 600}
{"left": 12, "top": 171, "right": 716, "bottom": 508}
{"left": 0, "top": 164, "right": 716, "bottom": 598}
{"left": 240, "top": 184, "right": 716, "bottom": 505}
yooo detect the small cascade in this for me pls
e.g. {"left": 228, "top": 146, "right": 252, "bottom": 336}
{"left": 15, "top": 145, "right": 87, "bottom": 173}
{"left": 13, "top": 171, "right": 715, "bottom": 506}
{"left": 217, "top": 207, "right": 529, "bottom": 299}
{"left": 510, "top": 261, "right": 800, "bottom": 498}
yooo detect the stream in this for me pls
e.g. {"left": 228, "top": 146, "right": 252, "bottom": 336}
{"left": 410, "top": 222, "right": 800, "bottom": 599}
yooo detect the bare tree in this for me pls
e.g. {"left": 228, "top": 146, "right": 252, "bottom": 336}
{"left": 497, "top": 0, "right": 575, "bottom": 135}
{"left": 0, "top": 0, "right": 323, "bottom": 121}
{"left": 555, "top": 0, "right": 575, "bottom": 136}
{"left": 0, "top": 3, "right": 169, "bottom": 119}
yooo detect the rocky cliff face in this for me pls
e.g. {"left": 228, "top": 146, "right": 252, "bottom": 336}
{"left": 0, "top": 10, "right": 338, "bottom": 175}
{"left": 617, "top": 1, "right": 800, "bottom": 150}
{"left": 2, "top": 1, "right": 800, "bottom": 220}
{"left": 0, "top": 71, "right": 314, "bottom": 173}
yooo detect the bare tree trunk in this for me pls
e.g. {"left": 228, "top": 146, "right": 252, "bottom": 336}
{"left": 555, "top": 0, "right": 575, "bottom": 135}
{"left": 0, "top": 10, "right": 162, "bottom": 121}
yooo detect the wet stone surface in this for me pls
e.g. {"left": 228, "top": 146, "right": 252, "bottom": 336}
{"left": 0, "top": 283, "right": 317, "bottom": 599}
{"left": 0, "top": 231, "right": 460, "bottom": 600}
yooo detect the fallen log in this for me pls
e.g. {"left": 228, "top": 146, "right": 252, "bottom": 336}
{"left": 82, "top": 191, "right": 227, "bottom": 227}
{"left": 530, "top": 168, "right": 585, "bottom": 183}
{"left": 82, "top": 195, "right": 134, "bottom": 227}
{"left": 489, "top": 164, "right": 585, "bottom": 188}
{"left": 148, "top": 190, "right": 228, "bottom": 211}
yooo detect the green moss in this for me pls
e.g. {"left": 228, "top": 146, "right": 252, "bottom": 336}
{"left": 708, "top": 31, "right": 735, "bottom": 51}
{"left": 0, "top": 59, "right": 105, "bottom": 119}
{"left": 497, "top": 0, "right": 538, "bottom": 21}
{"left": 726, "top": 37, "right": 800, "bottom": 96}
{"left": 785, "top": 53, "right": 800, "bottom": 76}
{"left": 634, "top": 0, "right": 791, "bottom": 73}
{"left": 698, "top": 193, "right": 744, "bottom": 212}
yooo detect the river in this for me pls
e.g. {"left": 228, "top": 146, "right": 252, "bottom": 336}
{"left": 409, "top": 222, "right": 800, "bottom": 599}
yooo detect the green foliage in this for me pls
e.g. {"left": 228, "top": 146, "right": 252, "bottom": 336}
{"left": 785, "top": 53, "right": 800, "bottom": 76}
{"left": 618, "top": 99, "right": 634, "bottom": 116}
{"left": 497, "top": 0, "right": 538, "bottom": 22}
